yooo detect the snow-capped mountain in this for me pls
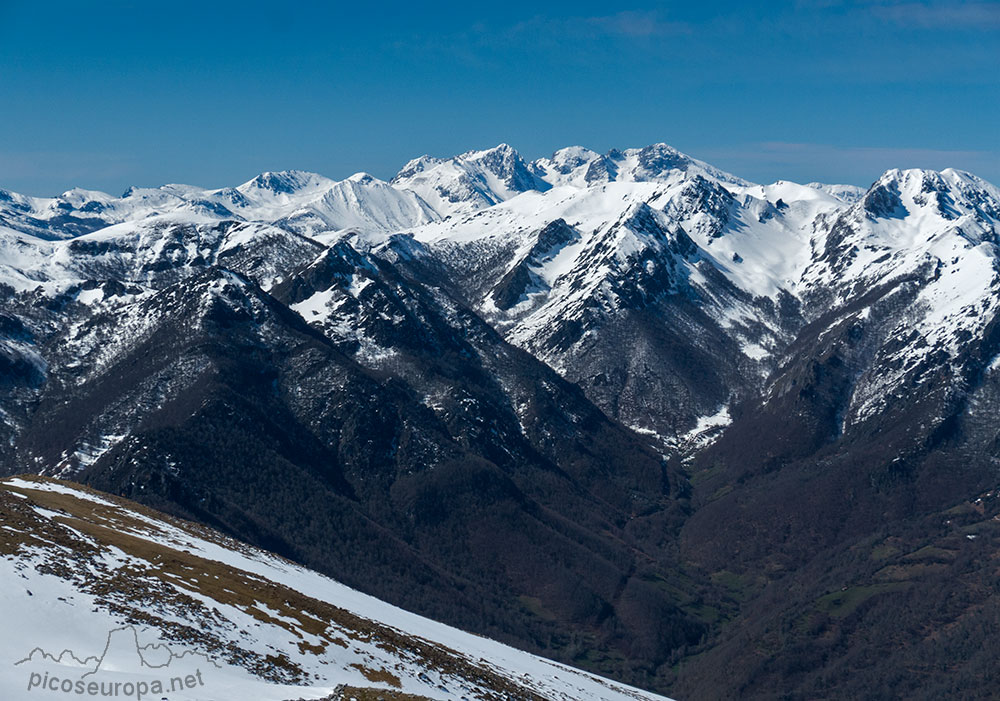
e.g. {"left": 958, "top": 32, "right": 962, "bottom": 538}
{"left": 226, "top": 170, "right": 439, "bottom": 237}
{"left": 799, "top": 168, "right": 1000, "bottom": 427}
{"left": 1, "top": 140, "right": 998, "bottom": 699}
{"left": 0, "top": 205, "right": 698, "bottom": 697}
{"left": 0, "top": 215, "right": 322, "bottom": 294}
{"left": 530, "top": 143, "right": 749, "bottom": 189}
{"left": 0, "top": 474, "right": 669, "bottom": 701}
{"left": 390, "top": 144, "right": 548, "bottom": 218}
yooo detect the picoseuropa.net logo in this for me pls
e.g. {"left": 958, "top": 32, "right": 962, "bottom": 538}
{"left": 26, "top": 670, "right": 205, "bottom": 699}
{"left": 16, "top": 625, "right": 218, "bottom": 700}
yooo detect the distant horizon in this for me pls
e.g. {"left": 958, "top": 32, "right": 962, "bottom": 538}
{"left": 2, "top": 1, "right": 997, "bottom": 196}
{"left": 3, "top": 139, "right": 998, "bottom": 199}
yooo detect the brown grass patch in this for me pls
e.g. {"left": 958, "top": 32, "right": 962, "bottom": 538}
{"left": 349, "top": 663, "right": 402, "bottom": 688}
{"left": 334, "top": 686, "right": 434, "bottom": 701}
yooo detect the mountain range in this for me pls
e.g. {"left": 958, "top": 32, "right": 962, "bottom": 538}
{"left": 1, "top": 142, "right": 998, "bottom": 699}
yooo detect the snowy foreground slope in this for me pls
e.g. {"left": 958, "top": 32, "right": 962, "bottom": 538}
{"left": 0, "top": 475, "right": 670, "bottom": 701}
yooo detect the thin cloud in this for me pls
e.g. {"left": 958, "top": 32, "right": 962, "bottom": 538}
{"left": 386, "top": 11, "right": 690, "bottom": 69}
{"left": 792, "top": 0, "right": 1000, "bottom": 29}
{"left": 869, "top": 1, "right": 1000, "bottom": 29}
{"left": 582, "top": 11, "right": 691, "bottom": 38}
{"left": 505, "top": 11, "right": 691, "bottom": 43}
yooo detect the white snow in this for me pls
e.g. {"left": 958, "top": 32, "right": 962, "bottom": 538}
{"left": 290, "top": 288, "right": 337, "bottom": 319}
{"left": 742, "top": 343, "right": 770, "bottom": 360}
{"left": 680, "top": 406, "right": 732, "bottom": 447}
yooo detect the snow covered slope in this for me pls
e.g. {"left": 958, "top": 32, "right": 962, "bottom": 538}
{"left": 0, "top": 170, "right": 438, "bottom": 243}
{"left": 388, "top": 150, "right": 999, "bottom": 452}
{"left": 0, "top": 475, "right": 670, "bottom": 701}
{"left": 804, "top": 182, "right": 866, "bottom": 204}
{"left": 387, "top": 142, "right": 749, "bottom": 221}
{"left": 0, "top": 214, "right": 322, "bottom": 295}
{"left": 1, "top": 240, "right": 695, "bottom": 698}
{"left": 224, "top": 170, "right": 439, "bottom": 237}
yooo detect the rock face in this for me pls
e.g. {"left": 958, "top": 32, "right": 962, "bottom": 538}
{"left": 0, "top": 143, "right": 998, "bottom": 698}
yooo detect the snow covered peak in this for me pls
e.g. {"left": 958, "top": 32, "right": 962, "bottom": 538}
{"left": 346, "top": 171, "right": 377, "bottom": 184}
{"left": 789, "top": 168, "right": 1000, "bottom": 427}
{"left": 529, "top": 143, "right": 749, "bottom": 190}
{"left": 393, "top": 154, "right": 439, "bottom": 180}
{"left": 615, "top": 143, "right": 749, "bottom": 186}
{"left": 213, "top": 170, "right": 439, "bottom": 237}
{"left": 461, "top": 141, "right": 518, "bottom": 160}
{"left": 237, "top": 169, "right": 334, "bottom": 197}
{"left": 56, "top": 187, "right": 116, "bottom": 207}
{"left": 390, "top": 143, "right": 547, "bottom": 218}
{"left": 530, "top": 146, "right": 606, "bottom": 188}
{"left": 630, "top": 143, "right": 690, "bottom": 177}
{"left": 851, "top": 167, "right": 1000, "bottom": 227}
{"left": 389, "top": 141, "right": 748, "bottom": 220}
{"left": 293, "top": 174, "right": 438, "bottom": 237}
{"left": 806, "top": 165, "right": 1000, "bottom": 324}
{"left": 547, "top": 145, "right": 601, "bottom": 166}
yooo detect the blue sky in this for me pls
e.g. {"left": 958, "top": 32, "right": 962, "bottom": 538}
{"left": 1, "top": 0, "right": 997, "bottom": 195}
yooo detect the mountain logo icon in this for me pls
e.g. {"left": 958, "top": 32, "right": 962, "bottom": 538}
{"left": 15, "top": 625, "right": 217, "bottom": 698}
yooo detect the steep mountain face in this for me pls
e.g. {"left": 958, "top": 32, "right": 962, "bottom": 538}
{"left": 803, "top": 168, "right": 1000, "bottom": 436}
{"left": 684, "top": 168, "right": 1000, "bottom": 559}
{"left": 0, "top": 475, "right": 671, "bottom": 701}
{"left": 401, "top": 173, "right": 834, "bottom": 446}
{"left": 1, "top": 142, "right": 999, "bottom": 699}
{"left": 0, "top": 215, "right": 325, "bottom": 471}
